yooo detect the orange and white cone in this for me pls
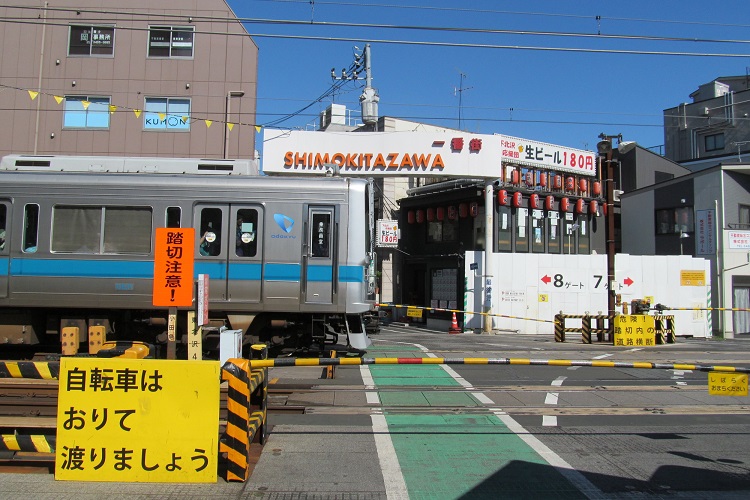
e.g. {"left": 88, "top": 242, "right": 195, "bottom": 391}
{"left": 449, "top": 312, "right": 461, "bottom": 334}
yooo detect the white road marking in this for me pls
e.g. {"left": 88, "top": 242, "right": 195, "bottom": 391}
{"left": 542, "top": 415, "right": 558, "bottom": 427}
{"left": 366, "top": 391, "right": 380, "bottom": 404}
{"left": 359, "top": 365, "right": 375, "bottom": 390}
{"left": 371, "top": 413, "right": 409, "bottom": 499}
{"left": 592, "top": 353, "right": 613, "bottom": 359}
{"left": 545, "top": 393, "right": 559, "bottom": 405}
{"left": 552, "top": 376, "right": 567, "bottom": 386}
{"left": 567, "top": 366, "right": 581, "bottom": 371}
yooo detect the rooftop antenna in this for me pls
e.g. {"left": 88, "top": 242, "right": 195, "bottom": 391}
{"left": 454, "top": 71, "right": 472, "bottom": 130}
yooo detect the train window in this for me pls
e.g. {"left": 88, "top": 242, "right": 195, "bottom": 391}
{"left": 166, "top": 207, "right": 181, "bottom": 228}
{"left": 235, "top": 209, "right": 258, "bottom": 257}
{"left": 199, "top": 208, "right": 222, "bottom": 256}
{"left": 311, "top": 212, "right": 331, "bottom": 258}
{"left": 103, "top": 208, "right": 152, "bottom": 254}
{"left": 52, "top": 205, "right": 151, "bottom": 254}
{"left": 0, "top": 204, "right": 6, "bottom": 251}
{"left": 23, "top": 204, "right": 39, "bottom": 253}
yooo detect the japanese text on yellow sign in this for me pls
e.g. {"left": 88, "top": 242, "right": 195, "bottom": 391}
{"left": 153, "top": 228, "right": 195, "bottom": 307}
{"left": 614, "top": 314, "right": 656, "bottom": 347}
{"left": 708, "top": 372, "right": 748, "bottom": 396}
{"left": 680, "top": 270, "right": 706, "bottom": 286}
{"left": 55, "top": 358, "right": 220, "bottom": 482}
{"left": 406, "top": 307, "right": 423, "bottom": 318}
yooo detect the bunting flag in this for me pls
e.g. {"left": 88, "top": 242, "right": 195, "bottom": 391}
{"left": 9, "top": 85, "right": 269, "bottom": 135}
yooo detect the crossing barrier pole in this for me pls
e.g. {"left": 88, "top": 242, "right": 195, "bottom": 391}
{"left": 582, "top": 315, "right": 592, "bottom": 344}
{"left": 554, "top": 314, "right": 565, "bottom": 342}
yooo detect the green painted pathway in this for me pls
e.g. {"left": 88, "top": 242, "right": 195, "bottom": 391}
{"left": 366, "top": 345, "right": 585, "bottom": 499}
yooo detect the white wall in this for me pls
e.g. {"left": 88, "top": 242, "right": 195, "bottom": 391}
{"left": 464, "top": 252, "right": 712, "bottom": 337}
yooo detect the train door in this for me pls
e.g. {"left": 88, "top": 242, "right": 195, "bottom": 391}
{"left": 303, "top": 206, "right": 336, "bottom": 305}
{"left": 0, "top": 201, "right": 9, "bottom": 299}
{"left": 194, "top": 204, "right": 263, "bottom": 303}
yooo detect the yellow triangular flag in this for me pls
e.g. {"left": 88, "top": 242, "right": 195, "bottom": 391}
{"left": 205, "top": 120, "right": 212, "bottom": 128}
{"left": 227, "top": 123, "right": 235, "bottom": 132}
{"left": 82, "top": 101, "right": 91, "bottom": 110}
{"left": 54, "top": 95, "right": 64, "bottom": 104}
{"left": 182, "top": 116, "right": 189, "bottom": 123}
{"left": 109, "top": 105, "right": 117, "bottom": 114}
{"left": 28, "top": 90, "right": 38, "bottom": 100}
{"left": 134, "top": 109, "right": 141, "bottom": 118}
{"left": 158, "top": 113, "right": 166, "bottom": 121}
{"left": 255, "top": 125, "right": 261, "bottom": 133}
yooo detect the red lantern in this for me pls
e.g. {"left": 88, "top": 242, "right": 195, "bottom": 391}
{"left": 539, "top": 172, "right": 547, "bottom": 188}
{"left": 497, "top": 189, "right": 508, "bottom": 206}
{"left": 554, "top": 175, "right": 562, "bottom": 189}
{"left": 545, "top": 195, "right": 554, "bottom": 211}
{"left": 560, "top": 197, "right": 570, "bottom": 212}
{"left": 529, "top": 193, "right": 540, "bottom": 209}
{"left": 511, "top": 170, "right": 520, "bottom": 185}
{"left": 592, "top": 181, "right": 602, "bottom": 196}
{"left": 407, "top": 210, "right": 415, "bottom": 224}
{"left": 427, "top": 207, "right": 435, "bottom": 222}
{"left": 469, "top": 202, "right": 479, "bottom": 217}
{"left": 448, "top": 205, "right": 457, "bottom": 220}
{"left": 566, "top": 176, "right": 575, "bottom": 191}
{"left": 512, "top": 192, "right": 523, "bottom": 208}
{"left": 575, "top": 198, "right": 585, "bottom": 214}
{"left": 579, "top": 179, "right": 588, "bottom": 193}
{"left": 459, "top": 203, "right": 468, "bottom": 218}
{"left": 436, "top": 207, "right": 445, "bottom": 221}
{"left": 589, "top": 200, "right": 599, "bottom": 214}
{"left": 525, "top": 171, "right": 534, "bottom": 187}
{"left": 602, "top": 202, "right": 608, "bottom": 216}
{"left": 416, "top": 209, "right": 424, "bottom": 223}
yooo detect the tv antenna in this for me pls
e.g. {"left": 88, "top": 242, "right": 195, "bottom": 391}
{"left": 454, "top": 71, "right": 472, "bottom": 130}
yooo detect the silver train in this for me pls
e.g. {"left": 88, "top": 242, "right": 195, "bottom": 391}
{"left": 0, "top": 154, "right": 373, "bottom": 358}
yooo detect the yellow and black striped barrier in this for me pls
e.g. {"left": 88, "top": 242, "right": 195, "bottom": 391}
{"left": 1, "top": 434, "right": 55, "bottom": 453}
{"left": 220, "top": 344, "right": 268, "bottom": 482}
{"left": 554, "top": 313, "right": 614, "bottom": 344}
{"left": 245, "top": 356, "right": 750, "bottom": 374}
{"left": 0, "top": 361, "right": 59, "bottom": 379}
{"left": 654, "top": 315, "right": 676, "bottom": 344}
{"left": 377, "top": 303, "right": 554, "bottom": 324}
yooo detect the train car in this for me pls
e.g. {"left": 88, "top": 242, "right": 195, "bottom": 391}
{"left": 0, "top": 154, "right": 373, "bottom": 358}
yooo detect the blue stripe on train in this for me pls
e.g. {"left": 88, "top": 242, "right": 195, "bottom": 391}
{"left": 6, "top": 258, "right": 364, "bottom": 283}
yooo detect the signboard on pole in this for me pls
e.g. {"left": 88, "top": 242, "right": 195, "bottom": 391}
{"left": 55, "top": 358, "right": 220, "bottom": 482}
{"left": 153, "top": 228, "right": 195, "bottom": 307}
{"left": 376, "top": 219, "right": 399, "bottom": 248}
{"left": 696, "top": 209, "right": 716, "bottom": 255}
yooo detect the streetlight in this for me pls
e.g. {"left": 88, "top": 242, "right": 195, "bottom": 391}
{"left": 680, "top": 232, "right": 689, "bottom": 255}
{"left": 223, "top": 90, "right": 245, "bottom": 159}
{"left": 596, "top": 133, "right": 637, "bottom": 322}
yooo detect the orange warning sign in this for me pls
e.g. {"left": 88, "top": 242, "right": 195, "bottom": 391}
{"left": 153, "top": 228, "right": 195, "bottom": 307}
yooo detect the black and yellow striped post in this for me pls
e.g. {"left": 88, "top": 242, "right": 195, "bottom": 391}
{"left": 664, "top": 316, "right": 676, "bottom": 343}
{"left": 221, "top": 350, "right": 267, "bottom": 482}
{"left": 0, "top": 361, "right": 59, "bottom": 379}
{"left": 1, "top": 434, "right": 55, "bottom": 454}
{"left": 554, "top": 314, "right": 565, "bottom": 342}
{"left": 582, "top": 315, "right": 592, "bottom": 344}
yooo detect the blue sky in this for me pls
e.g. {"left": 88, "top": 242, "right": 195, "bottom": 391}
{"left": 229, "top": 0, "right": 750, "bottom": 154}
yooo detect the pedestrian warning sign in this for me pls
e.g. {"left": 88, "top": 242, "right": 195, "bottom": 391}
{"left": 55, "top": 358, "right": 220, "bottom": 482}
{"left": 153, "top": 228, "right": 195, "bottom": 307}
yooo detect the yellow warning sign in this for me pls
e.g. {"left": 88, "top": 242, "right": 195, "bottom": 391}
{"left": 614, "top": 314, "right": 656, "bottom": 347}
{"left": 406, "top": 307, "right": 423, "bottom": 318}
{"left": 680, "top": 270, "right": 706, "bottom": 287}
{"left": 708, "top": 372, "right": 748, "bottom": 396}
{"left": 538, "top": 294, "right": 549, "bottom": 303}
{"left": 56, "top": 358, "right": 220, "bottom": 482}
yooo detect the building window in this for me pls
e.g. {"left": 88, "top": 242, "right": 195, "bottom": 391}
{"left": 548, "top": 212, "right": 561, "bottom": 253}
{"left": 515, "top": 208, "right": 529, "bottom": 252}
{"left": 496, "top": 205, "right": 511, "bottom": 252}
{"left": 705, "top": 133, "right": 725, "bottom": 152}
{"left": 69, "top": 25, "right": 114, "bottom": 56}
{"left": 655, "top": 207, "right": 694, "bottom": 235}
{"left": 531, "top": 210, "right": 545, "bottom": 253}
{"left": 740, "top": 204, "right": 750, "bottom": 228}
{"left": 577, "top": 217, "right": 590, "bottom": 254}
{"left": 144, "top": 98, "right": 191, "bottom": 131}
{"left": 148, "top": 26, "right": 194, "bottom": 58}
{"left": 63, "top": 96, "right": 111, "bottom": 129}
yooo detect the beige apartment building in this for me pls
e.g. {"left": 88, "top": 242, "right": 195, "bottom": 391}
{"left": 0, "top": 1, "right": 258, "bottom": 159}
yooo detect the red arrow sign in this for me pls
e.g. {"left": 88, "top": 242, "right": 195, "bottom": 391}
{"left": 624, "top": 277, "right": 634, "bottom": 286}
{"left": 541, "top": 275, "right": 551, "bottom": 285}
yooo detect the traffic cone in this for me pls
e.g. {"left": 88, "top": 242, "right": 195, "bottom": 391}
{"left": 449, "top": 312, "right": 461, "bottom": 334}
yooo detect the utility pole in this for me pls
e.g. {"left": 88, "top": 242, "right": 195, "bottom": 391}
{"left": 454, "top": 72, "right": 472, "bottom": 131}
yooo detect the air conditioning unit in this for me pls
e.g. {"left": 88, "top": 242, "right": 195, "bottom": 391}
{"left": 613, "top": 190, "right": 624, "bottom": 202}
{"left": 702, "top": 107, "right": 710, "bottom": 116}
